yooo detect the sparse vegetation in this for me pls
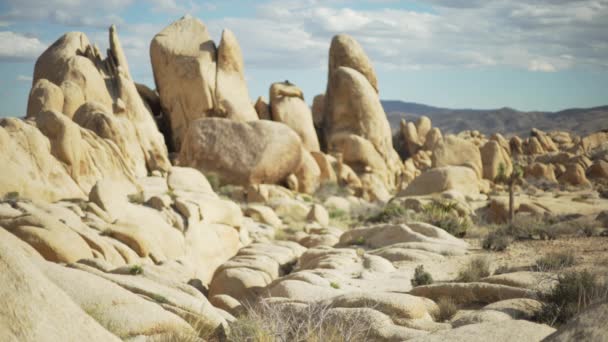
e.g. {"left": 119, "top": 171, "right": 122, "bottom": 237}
{"left": 3, "top": 191, "right": 19, "bottom": 201}
{"left": 482, "top": 230, "right": 512, "bottom": 251}
{"left": 150, "top": 293, "right": 169, "bottom": 304}
{"left": 535, "top": 270, "right": 608, "bottom": 326}
{"left": 314, "top": 181, "right": 351, "bottom": 201}
{"left": 365, "top": 202, "right": 408, "bottom": 223}
{"left": 205, "top": 172, "right": 221, "bottom": 191}
{"left": 353, "top": 236, "right": 366, "bottom": 246}
{"left": 418, "top": 200, "right": 470, "bottom": 238}
{"left": 535, "top": 251, "right": 576, "bottom": 271}
{"left": 435, "top": 297, "right": 458, "bottom": 322}
{"left": 129, "top": 264, "right": 143, "bottom": 275}
{"left": 456, "top": 257, "right": 491, "bottom": 282}
{"left": 495, "top": 162, "right": 524, "bottom": 225}
{"left": 228, "top": 301, "right": 371, "bottom": 342}
{"left": 330, "top": 282, "right": 341, "bottom": 289}
{"left": 411, "top": 265, "right": 434, "bottom": 287}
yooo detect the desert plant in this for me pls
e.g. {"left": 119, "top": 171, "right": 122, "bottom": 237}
{"left": 418, "top": 200, "right": 470, "bottom": 237}
{"left": 365, "top": 202, "right": 408, "bottom": 223}
{"left": 150, "top": 293, "right": 169, "bottom": 304}
{"left": 205, "top": 172, "right": 221, "bottom": 191}
{"left": 495, "top": 162, "right": 524, "bottom": 225}
{"left": 535, "top": 251, "right": 576, "bottom": 271}
{"left": 535, "top": 270, "right": 608, "bottom": 326}
{"left": 129, "top": 264, "right": 143, "bottom": 275}
{"left": 456, "top": 256, "right": 491, "bottom": 282}
{"left": 353, "top": 236, "right": 366, "bottom": 246}
{"left": 330, "top": 282, "right": 341, "bottom": 289}
{"left": 314, "top": 181, "right": 351, "bottom": 201}
{"left": 228, "top": 301, "right": 371, "bottom": 342}
{"left": 411, "top": 265, "right": 434, "bottom": 287}
{"left": 3, "top": 191, "right": 19, "bottom": 201}
{"left": 482, "top": 231, "right": 512, "bottom": 251}
{"left": 435, "top": 297, "right": 458, "bottom": 322}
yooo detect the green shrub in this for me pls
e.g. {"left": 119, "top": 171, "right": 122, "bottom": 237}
{"left": 150, "top": 293, "right": 168, "bottom": 304}
{"left": 330, "top": 282, "right": 341, "bottom": 289}
{"left": 456, "top": 257, "right": 491, "bottom": 282}
{"left": 127, "top": 192, "right": 145, "bottom": 204}
{"left": 419, "top": 201, "right": 470, "bottom": 237}
{"left": 482, "top": 231, "right": 512, "bottom": 251}
{"left": 205, "top": 172, "right": 221, "bottom": 191}
{"left": 3, "top": 191, "right": 19, "bottom": 201}
{"left": 353, "top": 236, "right": 366, "bottom": 246}
{"left": 535, "top": 270, "right": 608, "bottom": 326}
{"left": 329, "top": 208, "right": 348, "bottom": 219}
{"left": 129, "top": 265, "right": 143, "bottom": 275}
{"left": 411, "top": 265, "right": 434, "bottom": 287}
{"left": 535, "top": 251, "right": 576, "bottom": 271}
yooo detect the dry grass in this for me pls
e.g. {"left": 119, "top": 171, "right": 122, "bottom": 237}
{"left": 535, "top": 251, "right": 577, "bottom": 271}
{"left": 228, "top": 300, "right": 372, "bottom": 342}
{"left": 435, "top": 297, "right": 458, "bottom": 322}
{"left": 456, "top": 256, "right": 492, "bottom": 282}
{"left": 411, "top": 265, "right": 434, "bottom": 287}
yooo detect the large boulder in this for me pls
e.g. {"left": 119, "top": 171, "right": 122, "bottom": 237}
{"left": 178, "top": 118, "right": 303, "bottom": 186}
{"left": 269, "top": 82, "right": 320, "bottom": 152}
{"left": 26, "top": 79, "right": 64, "bottom": 118}
{"left": 558, "top": 163, "right": 591, "bottom": 186}
{"left": 544, "top": 302, "right": 608, "bottom": 342}
{"left": 151, "top": 15, "right": 217, "bottom": 151}
{"left": 35, "top": 28, "right": 170, "bottom": 174}
{"left": 327, "top": 34, "right": 378, "bottom": 93}
{"left": 480, "top": 140, "right": 512, "bottom": 181}
{"left": 399, "top": 166, "right": 480, "bottom": 196}
{"left": 432, "top": 136, "right": 483, "bottom": 179}
{"left": 215, "top": 29, "right": 258, "bottom": 122}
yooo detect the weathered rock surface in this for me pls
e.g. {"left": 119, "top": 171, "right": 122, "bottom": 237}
{"left": 399, "top": 166, "right": 480, "bottom": 196}
{"left": 408, "top": 320, "right": 555, "bottom": 342}
{"left": 544, "top": 302, "right": 608, "bottom": 342}
{"left": 178, "top": 118, "right": 303, "bottom": 186}
{"left": 432, "top": 136, "right": 483, "bottom": 179}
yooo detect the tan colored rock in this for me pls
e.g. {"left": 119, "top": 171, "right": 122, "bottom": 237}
{"left": 510, "top": 136, "right": 523, "bottom": 155}
{"left": 294, "top": 150, "right": 321, "bottom": 194}
{"left": 150, "top": 15, "right": 217, "bottom": 151}
{"left": 270, "top": 82, "right": 320, "bottom": 152}
{"left": 524, "top": 137, "right": 545, "bottom": 155}
{"left": 579, "top": 131, "right": 608, "bottom": 153}
{"left": 408, "top": 320, "right": 555, "bottom": 342}
{"left": 167, "top": 166, "right": 215, "bottom": 196}
{"left": 40, "top": 261, "right": 195, "bottom": 339}
{"left": 312, "top": 94, "right": 325, "bottom": 128}
{"left": 587, "top": 160, "right": 608, "bottom": 179}
{"left": 311, "top": 151, "right": 338, "bottom": 183}
{"left": 415, "top": 116, "right": 432, "bottom": 145}
{"left": 410, "top": 282, "right": 535, "bottom": 305}
{"left": 307, "top": 204, "right": 330, "bottom": 226}
{"left": 424, "top": 127, "right": 443, "bottom": 151}
{"left": 401, "top": 120, "right": 422, "bottom": 156}
{"left": 35, "top": 29, "right": 170, "bottom": 174}
{"left": 480, "top": 140, "right": 512, "bottom": 181}
{"left": 26, "top": 78, "right": 64, "bottom": 118}
{"left": 254, "top": 96, "right": 271, "bottom": 120}
{"left": 244, "top": 205, "right": 282, "bottom": 228}
{"left": 525, "top": 162, "right": 558, "bottom": 183}
{"left": 432, "top": 135, "right": 483, "bottom": 179}
{"left": 327, "top": 34, "right": 378, "bottom": 93}
{"left": 215, "top": 29, "right": 258, "bottom": 122}
{"left": 400, "top": 166, "right": 480, "bottom": 196}
{"left": 0, "top": 233, "right": 121, "bottom": 342}
{"left": 324, "top": 65, "right": 401, "bottom": 190}
{"left": 0, "top": 118, "right": 84, "bottom": 201}
{"left": 60, "top": 80, "right": 85, "bottom": 118}
{"left": 558, "top": 163, "right": 591, "bottom": 186}
{"left": 490, "top": 133, "right": 510, "bottom": 155}
{"left": 531, "top": 128, "right": 558, "bottom": 152}
{"left": 178, "top": 118, "right": 303, "bottom": 186}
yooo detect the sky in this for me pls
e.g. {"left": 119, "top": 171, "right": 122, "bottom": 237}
{"left": 1, "top": 0, "right": 607, "bottom": 117}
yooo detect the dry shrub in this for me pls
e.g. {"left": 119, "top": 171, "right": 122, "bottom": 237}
{"left": 535, "top": 270, "right": 608, "bottom": 326}
{"left": 535, "top": 251, "right": 576, "bottom": 271}
{"left": 228, "top": 300, "right": 371, "bottom": 342}
{"left": 435, "top": 297, "right": 458, "bottom": 322}
{"left": 456, "top": 256, "right": 491, "bottom": 282}
{"left": 411, "top": 265, "right": 434, "bottom": 287}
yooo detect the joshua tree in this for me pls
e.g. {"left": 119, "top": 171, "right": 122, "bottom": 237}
{"left": 496, "top": 162, "right": 524, "bottom": 225}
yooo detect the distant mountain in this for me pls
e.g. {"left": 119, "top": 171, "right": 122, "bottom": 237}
{"left": 382, "top": 100, "right": 608, "bottom": 137}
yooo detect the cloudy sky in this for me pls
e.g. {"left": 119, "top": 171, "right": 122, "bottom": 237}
{"left": 1, "top": 0, "right": 607, "bottom": 116}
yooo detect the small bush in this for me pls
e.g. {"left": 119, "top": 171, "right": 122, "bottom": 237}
{"left": 418, "top": 200, "right": 470, "bottom": 237}
{"left": 330, "top": 282, "right": 341, "bottom": 289}
{"left": 205, "top": 173, "right": 221, "bottom": 191}
{"left": 129, "top": 265, "right": 143, "bottom": 275}
{"left": 353, "top": 236, "right": 366, "bottom": 246}
{"left": 411, "top": 265, "right": 434, "bottom": 287}
{"left": 150, "top": 293, "right": 168, "bottom": 304}
{"left": 365, "top": 203, "right": 408, "bottom": 223}
{"left": 482, "top": 231, "right": 512, "bottom": 251}
{"left": 535, "top": 270, "right": 608, "bottom": 326}
{"left": 329, "top": 209, "right": 348, "bottom": 219}
{"left": 3, "top": 191, "right": 19, "bottom": 201}
{"left": 456, "top": 256, "right": 491, "bottom": 282}
{"left": 314, "top": 181, "right": 351, "bottom": 200}
{"left": 435, "top": 297, "right": 458, "bottom": 322}
{"left": 535, "top": 251, "right": 576, "bottom": 271}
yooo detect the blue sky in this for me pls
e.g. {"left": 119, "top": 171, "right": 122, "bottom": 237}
{"left": 1, "top": 0, "right": 607, "bottom": 117}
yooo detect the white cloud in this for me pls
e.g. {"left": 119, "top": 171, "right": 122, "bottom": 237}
{"left": 528, "top": 60, "right": 557, "bottom": 72}
{"left": 16, "top": 75, "right": 33, "bottom": 82}
{"left": 0, "top": 31, "right": 46, "bottom": 61}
